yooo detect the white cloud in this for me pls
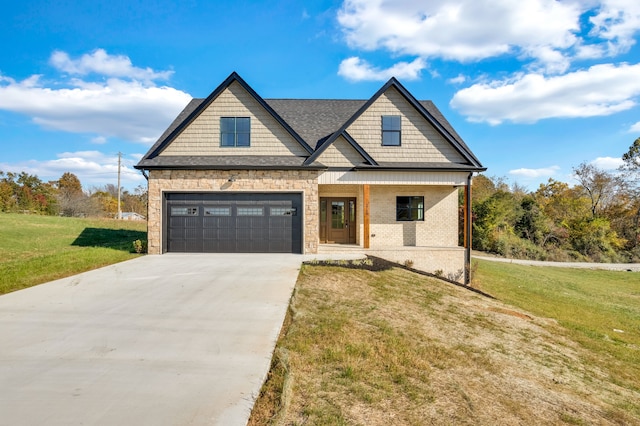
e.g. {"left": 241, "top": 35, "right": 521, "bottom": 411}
{"left": 509, "top": 165, "right": 560, "bottom": 178}
{"left": 589, "top": 0, "right": 640, "bottom": 55}
{"left": 0, "top": 151, "right": 145, "bottom": 190}
{"left": 590, "top": 156, "right": 624, "bottom": 169}
{"left": 338, "top": 56, "right": 426, "bottom": 81}
{"left": 0, "top": 50, "right": 191, "bottom": 144}
{"left": 337, "top": 0, "right": 584, "bottom": 73}
{"left": 450, "top": 62, "right": 640, "bottom": 124}
{"left": 336, "top": 1, "right": 640, "bottom": 81}
{"left": 629, "top": 121, "right": 640, "bottom": 132}
{"left": 50, "top": 49, "right": 173, "bottom": 82}
{"left": 91, "top": 136, "right": 108, "bottom": 144}
{"left": 447, "top": 74, "right": 467, "bottom": 84}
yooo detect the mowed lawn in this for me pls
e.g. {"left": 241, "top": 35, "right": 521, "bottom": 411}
{"left": 250, "top": 259, "right": 640, "bottom": 425}
{"left": 0, "top": 213, "right": 147, "bottom": 295}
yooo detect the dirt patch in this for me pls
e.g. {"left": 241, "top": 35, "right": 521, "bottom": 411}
{"left": 487, "top": 306, "right": 533, "bottom": 320}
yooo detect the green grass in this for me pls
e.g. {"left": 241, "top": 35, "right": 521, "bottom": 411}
{"left": 0, "top": 213, "right": 147, "bottom": 294}
{"left": 250, "top": 261, "right": 640, "bottom": 425}
{"left": 473, "top": 259, "right": 640, "bottom": 399}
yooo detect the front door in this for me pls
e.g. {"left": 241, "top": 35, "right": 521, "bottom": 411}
{"left": 320, "top": 197, "right": 356, "bottom": 244}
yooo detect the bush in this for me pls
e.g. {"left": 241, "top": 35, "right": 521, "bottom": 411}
{"left": 132, "top": 239, "right": 147, "bottom": 254}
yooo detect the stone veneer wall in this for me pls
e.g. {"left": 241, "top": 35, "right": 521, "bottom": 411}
{"left": 147, "top": 169, "right": 319, "bottom": 254}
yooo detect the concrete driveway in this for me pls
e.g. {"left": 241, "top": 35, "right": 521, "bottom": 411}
{"left": 0, "top": 253, "right": 304, "bottom": 426}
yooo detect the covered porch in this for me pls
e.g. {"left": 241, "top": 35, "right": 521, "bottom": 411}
{"left": 316, "top": 170, "right": 474, "bottom": 284}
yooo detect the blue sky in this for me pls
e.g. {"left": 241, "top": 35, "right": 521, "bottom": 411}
{"left": 1, "top": 0, "right": 640, "bottom": 191}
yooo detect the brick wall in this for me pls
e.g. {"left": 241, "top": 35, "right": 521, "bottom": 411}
{"left": 368, "top": 185, "right": 459, "bottom": 249}
{"left": 147, "top": 169, "right": 319, "bottom": 254}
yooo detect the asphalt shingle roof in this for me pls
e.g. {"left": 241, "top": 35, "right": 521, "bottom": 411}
{"left": 265, "top": 99, "right": 365, "bottom": 149}
{"left": 136, "top": 155, "right": 325, "bottom": 169}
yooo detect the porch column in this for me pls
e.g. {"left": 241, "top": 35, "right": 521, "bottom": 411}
{"left": 464, "top": 174, "right": 473, "bottom": 284}
{"left": 363, "top": 184, "right": 370, "bottom": 249}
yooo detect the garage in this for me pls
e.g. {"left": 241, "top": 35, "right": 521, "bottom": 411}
{"left": 164, "top": 193, "right": 302, "bottom": 253}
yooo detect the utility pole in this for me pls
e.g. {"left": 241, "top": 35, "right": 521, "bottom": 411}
{"left": 117, "top": 152, "right": 122, "bottom": 220}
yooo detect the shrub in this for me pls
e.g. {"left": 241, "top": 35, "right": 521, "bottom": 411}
{"left": 132, "top": 239, "right": 147, "bottom": 254}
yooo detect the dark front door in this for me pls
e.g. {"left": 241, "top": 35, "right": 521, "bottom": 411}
{"left": 320, "top": 197, "right": 356, "bottom": 244}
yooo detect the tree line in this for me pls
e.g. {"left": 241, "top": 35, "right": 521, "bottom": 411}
{"left": 468, "top": 137, "right": 640, "bottom": 263}
{"left": 0, "top": 171, "right": 147, "bottom": 218}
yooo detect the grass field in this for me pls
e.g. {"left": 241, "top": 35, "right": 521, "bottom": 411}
{"left": 249, "top": 259, "right": 640, "bottom": 425}
{"left": 473, "top": 260, "right": 640, "bottom": 399}
{"left": 0, "top": 213, "right": 147, "bottom": 295}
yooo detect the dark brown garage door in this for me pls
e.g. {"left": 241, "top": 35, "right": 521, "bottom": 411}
{"left": 164, "top": 193, "right": 302, "bottom": 253}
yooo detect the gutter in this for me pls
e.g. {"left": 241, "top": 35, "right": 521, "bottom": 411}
{"left": 465, "top": 172, "right": 473, "bottom": 285}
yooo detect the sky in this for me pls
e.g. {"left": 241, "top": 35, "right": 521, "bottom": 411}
{"left": 1, "top": 0, "right": 640, "bottom": 192}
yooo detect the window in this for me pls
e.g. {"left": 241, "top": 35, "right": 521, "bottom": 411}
{"left": 237, "top": 207, "right": 263, "bottom": 216}
{"left": 396, "top": 196, "right": 424, "bottom": 221}
{"left": 270, "top": 207, "right": 297, "bottom": 216}
{"left": 220, "top": 117, "right": 251, "bottom": 147}
{"left": 171, "top": 207, "right": 198, "bottom": 216}
{"left": 382, "top": 115, "right": 401, "bottom": 146}
{"left": 204, "top": 207, "right": 231, "bottom": 216}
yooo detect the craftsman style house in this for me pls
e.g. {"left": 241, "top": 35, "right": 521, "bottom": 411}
{"left": 135, "top": 72, "right": 485, "bottom": 282}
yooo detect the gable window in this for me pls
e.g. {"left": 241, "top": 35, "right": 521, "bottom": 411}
{"left": 220, "top": 117, "right": 251, "bottom": 147}
{"left": 382, "top": 115, "right": 401, "bottom": 146}
{"left": 396, "top": 196, "right": 424, "bottom": 221}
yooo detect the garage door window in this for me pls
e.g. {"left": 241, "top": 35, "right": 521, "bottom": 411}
{"left": 171, "top": 207, "right": 198, "bottom": 216}
{"left": 204, "top": 207, "right": 231, "bottom": 216}
{"left": 271, "top": 207, "right": 297, "bottom": 216}
{"left": 237, "top": 207, "right": 264, "bottom": 216}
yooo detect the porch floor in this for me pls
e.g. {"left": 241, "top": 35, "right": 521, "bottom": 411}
{"left": 318, "top": 244, "right": 465, "bottom": 253}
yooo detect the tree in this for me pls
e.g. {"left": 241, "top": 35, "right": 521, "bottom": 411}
{"left": 58, "top": 172, "right": 83, "bottom": 195}
{"left": 121, "top": 185, "right": 147, "bottom": 216}
{"left": 0, "top": 171, "right": 18, "bottom": 211}
{"left": 90, "top": 191, "right": 118, "bottom": 217}
{"left": 621, "top": 136, "right": 640, "bottom": 175}
{"left": 56, "top": 172, "right": 87, "bottom": 217}
{"left": 573, "top": 162, "right": 623, "bottom": 218}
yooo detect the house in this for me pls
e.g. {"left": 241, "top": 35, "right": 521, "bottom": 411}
{"left": 135, "top": 72, "right": 485, "bottom": 283}
{"left": 119, "top": 212, "right": 146, "bottom": 221}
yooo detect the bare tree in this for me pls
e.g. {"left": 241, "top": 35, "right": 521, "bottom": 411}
{"left": 573, "top": 162, "right": 623, "bottom": 218}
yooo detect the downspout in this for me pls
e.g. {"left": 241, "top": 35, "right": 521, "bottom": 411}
{"left": 140, "top": 169, "right": 149, "bottom": 180}
{"left": 465, "top": 172, "right": 473, "bottom": 285}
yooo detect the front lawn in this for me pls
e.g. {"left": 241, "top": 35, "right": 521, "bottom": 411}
{"left": 249, "top": 259, "right": 640, "bottom": 425}
{"left": 0, "top": 213, "right": 147, "bottom": 295}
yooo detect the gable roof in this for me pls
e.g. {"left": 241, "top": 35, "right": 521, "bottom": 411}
{"left": 303, "top": 77, "right": 483, "bottom": 168}
{"left": 136, "top": 73, "right": 485, "bottom": 172}
{"left": 139, "top": 72, "right": 314, "bottom": 162}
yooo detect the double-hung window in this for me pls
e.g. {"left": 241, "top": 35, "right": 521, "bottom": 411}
{"left": 220, "top": 117, "right": 251, "bottom": 147}
{"left": 396, "top": 196, "right": 424, "bottom": 221}
{"left": 382, "top": 115, "right": 401, "bottom": 146}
